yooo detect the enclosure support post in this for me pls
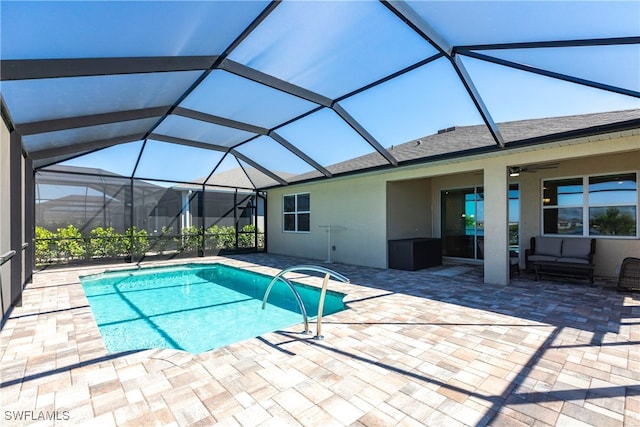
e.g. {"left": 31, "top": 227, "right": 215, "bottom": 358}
{"left": 198, "top": 186, "right": 204, "bottom": 257}
{"left": 263, "top": 192, "right": 268, "bottom": 252}
{"left": 24, "top": 159, "right": 34, "bottom": 285}
{"left": 126, "top": 179, "right": 134, "bottom": 263}
{"left": 234, "top": 188, "right": 238, "bottom": 250}
{"left": 254, "top": 190, "right": 258, "bottom": 252}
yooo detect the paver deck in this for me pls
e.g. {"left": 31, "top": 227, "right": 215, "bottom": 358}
{"left": 1, "top": 254, "right": 638, "bottom": 426}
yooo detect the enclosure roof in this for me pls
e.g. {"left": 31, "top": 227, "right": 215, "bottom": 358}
{"left": 2, "top": 1, "right": 639, "bottom": 190}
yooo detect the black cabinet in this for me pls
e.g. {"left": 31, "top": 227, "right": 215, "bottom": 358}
{"left": 388, "top": 238, "right": 442, "bottom": 271}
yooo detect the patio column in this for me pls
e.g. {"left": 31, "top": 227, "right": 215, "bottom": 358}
{"left": 483, "top": 163, "right": 510, "bottom": 285}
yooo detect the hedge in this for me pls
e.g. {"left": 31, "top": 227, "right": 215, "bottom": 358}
{"left": 34, "top": 225, "right": 262, "bottom": 265}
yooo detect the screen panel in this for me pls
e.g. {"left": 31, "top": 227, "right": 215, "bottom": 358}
{"left": 2, "top": 71, "right": 201, "bottom": 123}
{"left": 206, "top": 155, "right": 254, "bottom": 189}
{"left": 407, "top": 1, "right": 640, "bottom": 46}
{"left": 480, "top": 45, "right": 640, "bottom": 94}
{"left": 229, "top": 0, "right": 436, "bottom": 98}
{"left": 180, "top": 70, "right": 319, "bottom": 129}
{"left": 276, "top": 108, "right": 386, "bottom": 170}
{"left": 460, "top": 56, "right": 640, "bottom": 136}
{"left": 0, "top": 1, "right": 270, "bottom": 58}
{"left": 58, "top": 141, "right": 145, "bottom": 178}
{"left": 134, "top": 140, "right": 225, "bottom": 184}
{"left": 22, "top": 118, "right": 159, "bottom": 153}
{"left": 234, "top": 135, "right": 316, "bottom": 178}
{"left": 339, "top": 58, "right": 485, "bottom": 153}
{"left": 154, "top": 115, "right": 256, "bottom": 148}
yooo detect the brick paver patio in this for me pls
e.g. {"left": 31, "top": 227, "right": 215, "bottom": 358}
{"left": 1, "top": 254, "right": 638, "bottom": 426}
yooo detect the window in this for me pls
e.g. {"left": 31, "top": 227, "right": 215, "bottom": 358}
{"left": 283, "top": 193, "right": 310, "bottom": 232}
{"left": 542, "top": 173, "right": 637, "bottom": 237}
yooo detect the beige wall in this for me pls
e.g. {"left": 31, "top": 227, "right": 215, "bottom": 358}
{"left": 267, "top": 131, "right": 640, "bottom": 278}
{"left": 386, "top": 178, "right": 432, "bottom": 240}
{"left": 1, "top": 120, "right": 11, "bottom": 315}
{"left": 268, "top": 175, "right": 387, "bottom": 268}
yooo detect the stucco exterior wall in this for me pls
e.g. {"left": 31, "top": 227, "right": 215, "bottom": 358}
{"left": 267, "top": 174, "right": 387, "bottom": 268}
{"left": 1, "top": 120, "right": 12, "bottom": 316}
{"left": 267, "top": 131, "right": 639, "bottom": 278}
{"left": 387, "top": 178, "right": 432, "bottom": 240}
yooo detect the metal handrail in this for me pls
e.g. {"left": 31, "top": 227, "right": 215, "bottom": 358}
{"left": 262, "top": 275, "right": 311, "bottom": 335}
{"left": 0, "top": 250, "right": 17, "bottom": 267}
{"left": 261, "top": 265, "right": 349, "bottom": 339}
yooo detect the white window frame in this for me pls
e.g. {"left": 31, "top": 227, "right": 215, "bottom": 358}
{"left": 283, "top": 192, "right": 310, "bottom": 233}
{"left": 541, "top": 171, "right": 638, "bottom": 239}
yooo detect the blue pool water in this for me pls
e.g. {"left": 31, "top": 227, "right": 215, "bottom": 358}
{"left": 80, "top": 264, "right": 347, "bottom": 354}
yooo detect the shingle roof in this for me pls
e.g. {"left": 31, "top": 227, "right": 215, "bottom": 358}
{"left": 288, "top": 109, "right": 640, "bottom": 184}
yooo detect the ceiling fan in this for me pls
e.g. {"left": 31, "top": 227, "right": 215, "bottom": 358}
{"left": 508, "top": 163, "right": 559, "bottom": 176}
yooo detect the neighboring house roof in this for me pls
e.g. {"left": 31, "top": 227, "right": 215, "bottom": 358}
{"left": 42, "top": 164, "right": 125, "bottom": 178}
{"left": 203, "top": 166, "right": 296, "bottom": 191}
{"left": 288, "top": 109, "right": 640, "bottom": 183}
{"left": 37, "top": 163, "right": 283, "bottom": 195}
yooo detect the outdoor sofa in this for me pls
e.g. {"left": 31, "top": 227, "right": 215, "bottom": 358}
{"left": 525, "top": 236, "right": 596, "bottom": 283}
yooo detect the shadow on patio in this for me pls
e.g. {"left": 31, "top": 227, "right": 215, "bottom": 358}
{"left": 231, "top": 253, "right": 640, "bottom": 426}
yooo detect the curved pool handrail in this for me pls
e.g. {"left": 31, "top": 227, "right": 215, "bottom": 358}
{"left": 275, "top": 265, "right": 350, "bottom": 284}
{"left": 261, "top": 265, "right": 350, "bottom": 339}
{"left": 262, "top": 275, "right": 310, "bottom": 335}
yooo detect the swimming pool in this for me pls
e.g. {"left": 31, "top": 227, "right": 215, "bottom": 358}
{"left": 80, "top": 264, "right": 347, "bottom": 354}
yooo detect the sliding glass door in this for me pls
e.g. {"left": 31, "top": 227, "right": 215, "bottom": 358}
{"left": 509, "top": 184, "right": 520, "bottom": 255}
{"left": 441, "top": 187, "right": 484, "bottom": 259}
{"left": 441, "top": 184, "right": 519, "bottom": 260}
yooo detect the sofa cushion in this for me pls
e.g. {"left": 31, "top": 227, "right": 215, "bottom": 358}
{"left": 562, "top": 238, "right": 591, "bottom": 259}
{"left": 534, "top": 237, "right": 563, "bottom": 257}
{"left": 557, "top": 257, "right": 590, "bottom": 264}
{"left": 528, "top": 254, "right": 557, "bottom": 263}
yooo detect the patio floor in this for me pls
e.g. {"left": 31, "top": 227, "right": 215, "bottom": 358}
{"left": 1, "top": 254, "right": 638, "bottom": 426}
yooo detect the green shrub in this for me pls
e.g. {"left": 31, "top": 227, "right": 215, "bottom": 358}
{"left": 179, "top": 226, "right": 202, "bottom": 252}
{"left": 150, "top": 226, "right": 173, "bottom": 254}
{"left": 205, "top": 225, "right": 235, "bottom": 250}
{"left": 55, "top": 224, "right": 85, "bottom": 261}
{"left": 133, "top": 227, "right": 150, "bottom": 257}
{"left": 238, "top": 224, "right": 258, "bottom": 248}
{"left": 89, "top": 227, "right": 125, "bottom": 258}
{"left": 34, "top": 221, "right": 262, "bottom": 265}
{"left": 35, "top": 226, "right": 56, "bottom": 264}
{"left": 122, "top": 227, "right": 150, "bottom": 258}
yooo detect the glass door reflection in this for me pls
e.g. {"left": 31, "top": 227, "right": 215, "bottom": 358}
{"left": 441, "top": 187, "right": 484, "bottom": 259}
